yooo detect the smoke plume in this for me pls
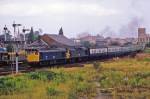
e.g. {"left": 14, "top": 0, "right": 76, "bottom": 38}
{"left": 118, "top": 17, "right": 144, "bottom": 38}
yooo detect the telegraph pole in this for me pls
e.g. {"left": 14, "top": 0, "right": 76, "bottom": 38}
{"left": 12, "top": 21, "right": 22, "bottom": 74}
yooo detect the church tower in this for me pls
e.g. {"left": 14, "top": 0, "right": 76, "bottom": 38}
{"left": 59, "top": 27, "right": 63, "bottom": 36}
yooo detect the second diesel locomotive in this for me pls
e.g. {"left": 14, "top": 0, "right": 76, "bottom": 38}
{"left": 26, "top": 44, "right": 145, "bottom": 66}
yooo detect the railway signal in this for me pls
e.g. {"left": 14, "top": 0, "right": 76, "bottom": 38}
{"left": 3, "top": 25, "right": 10, "bottom": 41}
{"left": 12, "top": 21, "right": 22, "bottom": 74}
{"left": 22, "top": 26, "right": 30, "bottom": 45}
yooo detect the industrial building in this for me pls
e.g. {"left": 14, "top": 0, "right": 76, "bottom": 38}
{"left": 138, "top": 28, "right": 150, "bottom": 44}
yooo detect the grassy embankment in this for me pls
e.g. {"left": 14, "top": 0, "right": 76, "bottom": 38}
{"left": 0, "top": 53, "right": 150, "bottom": 99}
{"left": 144, "top": 47, "right": 150, "bottom": 53}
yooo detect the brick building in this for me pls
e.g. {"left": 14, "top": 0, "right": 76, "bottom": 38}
{"left": 26, "top": 28, "right": 79, "bottom": 49}
{"left": 138, "top": 28, "right": 150, "bottom": 44}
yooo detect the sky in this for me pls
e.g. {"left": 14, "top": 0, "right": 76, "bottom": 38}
{"left": 0, "top": 0, "right": 150, "bottom": 38}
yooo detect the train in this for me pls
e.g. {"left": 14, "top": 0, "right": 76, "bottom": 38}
{"left": 0, "top": 48, "right": 26, "bottom": 65}
{"left": 26, "top": 44, "right": 145, "bottom": 66}
{"left": 0, "top": 47, "right": 8, "bottom": 65}
{"left": 0, "top": 44, "right": 145, "bottom": 66}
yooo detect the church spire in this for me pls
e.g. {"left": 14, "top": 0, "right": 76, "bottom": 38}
{"left": 59, "top": 27, "right": 63, "bottom": 35}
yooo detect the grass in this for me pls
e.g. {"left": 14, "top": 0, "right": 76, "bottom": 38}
{"left": 144, "top": 48, "right": 150, "bottom": 53}
{"left": 0, "top": 53, "right": 150, "bottom": 99}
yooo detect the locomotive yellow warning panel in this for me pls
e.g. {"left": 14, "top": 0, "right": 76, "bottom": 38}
{"left": 27, "top": 52, "right": 39, "bottom": 62}
{"left": 66, "top": 49, "right": 70, "bottom": 59}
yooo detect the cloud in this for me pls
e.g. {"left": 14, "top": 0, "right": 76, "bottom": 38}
{"left": 0, "top": 2, "right": 119, "bottom": 17}
{"left": 0, "top": 0, "right": 149, "bottom": 38}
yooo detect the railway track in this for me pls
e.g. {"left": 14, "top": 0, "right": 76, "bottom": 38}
{"left": 0, "top": 59, "right": 103, "bottom": 76}
{"left": 0, "top": 65, "right": 34, "bottom": 76}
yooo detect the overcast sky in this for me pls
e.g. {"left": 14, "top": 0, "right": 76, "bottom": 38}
{"left": 0, "top": 0, "right": 150, "bottom": 38}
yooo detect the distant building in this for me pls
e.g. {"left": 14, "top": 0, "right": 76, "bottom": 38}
{"left": 40, "top": 34, "right": 79, "bottom": 48}
{"left": 105, "top": 37, "right": 136, "bottom": 46}
{"left": 26, "top": 28, "right": 79, "bottom": 49}
{"left": 96, "top": 37, "right": 107, "bottom": 47}
{"left": 71, "top": 38, "right": 81, "bottom": 45}
{"left": 138, "top": 28, "right": 150, "bottom": 44}
{"left": 79, "top": 34, "right": 104, "bottom": 44}
{"left": 126, "top": 38, "right": 138, "bottom": 45}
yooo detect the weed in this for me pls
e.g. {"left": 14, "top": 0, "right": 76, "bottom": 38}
{"left": 93, "top": 62, "right": 102, "bottom": 71}
{"left": 68, "top": 81, "right": 96, "bottom": 99}
{"left": 46, "top": 86, "right": 61, "bottom": 96}
{"left": 26, "top": 71, "right": 56, "bottom": 81}
{"left": 0, "top": 77, "right": 31, "bottom": 95}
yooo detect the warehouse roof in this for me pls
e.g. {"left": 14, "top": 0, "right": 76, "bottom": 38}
{"left": 41, "top": 34, "right": 79, "bottom": 48}
{"left": 47, "top": 34, "right": 77, "bottom": 46}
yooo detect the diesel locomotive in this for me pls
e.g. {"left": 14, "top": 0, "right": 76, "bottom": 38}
{"left": 26, "top": 44, "right": 145, "bottom": 66}
{"left": 0, "top": 47, "right": 8, "bottom": 65}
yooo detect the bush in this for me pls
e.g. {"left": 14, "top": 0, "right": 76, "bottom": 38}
{"left": 99, "top": 71, "right": 124, "bottom": 88}
{"left": 26, "top": 71, "right": 57, "bottom": 81}
{"left": 143, "top": 58, "right": 150, "bottom": 62}
{"left": 46, "top": 86, "right": 61, "bottom": 96}
{"left": 71, "top": 73, "right": 84, "bottom": 82}
{"left": 52, "top": 71, "right": 69, "bottom": 84}
{"left": 93, "top": 62, "right": 101, "bottom": 71}
{"left": 68, "top": 81, "right": 96, "bottom": 98}
{"left": 0, "top": 77, "right": 30, "bottom": 95}
{"left": 134, "top": 72, "right": 150, "bottom": 79}
{"left": 128, "top": 77, "right": 149, "bottom": 88}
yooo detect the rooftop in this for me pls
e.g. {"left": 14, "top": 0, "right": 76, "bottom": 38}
{"left": 45, "top": 34, "right": 78, "bottom": 47}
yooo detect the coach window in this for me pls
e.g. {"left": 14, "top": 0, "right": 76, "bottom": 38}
{"left": 94, "top": 50, "right": 96, "bottom": 53}
{"left": 90, "top": 50, "right": 92, "bottom": 53}
{"left": 53, "top": 56, "right": 55, "bottom": 59}
{"left": 90, "top": 50, "right": 92, "bottom": 54}
{"left": 92, "top": 50, "right": 94, "bottom": 53}
{"left": 97, "top": 50, "right": 99, "bottom": 53}
{"left": 96, "top": 50, "right": 98, "bottom": 53}
{"left": 93, "top": 50, "right": 95, "bottom": 53}
{"left": 95, "top": 50, "right": 97, "bottom": 53}
{"left": 110, "top": 49, "right": 112, "bottom": 52}
{"left": 98, "top": 50, "right": 100, "bottom": 53}
{"left": 99, "top": 50, "right": 101, "bottom": 53}
{"left": 91, "top": 50, "right": 93, "bottom": 54}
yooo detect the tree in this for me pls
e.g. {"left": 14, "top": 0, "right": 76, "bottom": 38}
{"left": 28, "top": 27, "right": 35, "bottom": 43}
